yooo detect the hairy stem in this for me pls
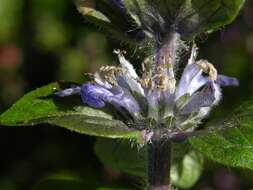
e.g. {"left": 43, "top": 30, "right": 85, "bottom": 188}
{"left": 147, "top": 129, "right": 172, "bottom": 190}
{"left": 146, "top": 32, "right": 181, "bottom": 190}
{"left": 153, "top": 32, "right": 182, "bottom": 93}
{"left": 156, "top": 32, "right": 181, "bottom": 67}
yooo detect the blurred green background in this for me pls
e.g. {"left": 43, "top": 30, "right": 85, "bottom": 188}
{"left": 0, "top": 0, "right": 253, "bottom": 190}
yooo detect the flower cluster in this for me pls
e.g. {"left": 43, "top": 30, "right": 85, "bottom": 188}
{"left": 56, "top": 45, "right": 238, "bottom": 140}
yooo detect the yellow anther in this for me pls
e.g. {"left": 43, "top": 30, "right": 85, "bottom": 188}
{"left": 98, "top": 65, "right": 123, "bottom": 86}
{"left": 152, "top": 73, "right": 176, "bottom": 92}
{"left": 196, "top": 59, "right": 218, "bottom": 81}
{"left": 139, "top": 78, "right": 153, "bottom": 89}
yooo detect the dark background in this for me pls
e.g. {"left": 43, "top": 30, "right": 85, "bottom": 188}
{"left": 0, "top": 0, "right": 253, "bottom": 189}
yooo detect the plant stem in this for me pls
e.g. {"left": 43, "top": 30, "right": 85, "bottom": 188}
{"left": 156, "top": 32, "right": 181, "bottom": 67}
{"left": 147, "top": 129, "right": 172, "bottom": 190}
{"left": 154, "top": 32, "right": 182, "bottom": 93}
{"left": 146, "top": 32, "right": 180, "bottom": 190}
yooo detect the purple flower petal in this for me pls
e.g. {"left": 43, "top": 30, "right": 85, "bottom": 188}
{"left": 113, "top": 52, "right": 145, "bottom": 96}
{"left": 111, "top": 87, "right": 141, "bottom": 115}
{"left": 81, "top": 84, "right": 140, "bottom": 115}
{"left": 146, "top": 90, "right": 160, "bottom": 118}
{"left": 176, "top": 63, "right": 208, "bottom": 101}
{"left": 180, "top": 82, "right": 221, "bottom": 115}
{"left": 116, "top": 75, "right": 144, "bottom": 96}
{"left": 55, "top": 86, "right": 81, "bottom": 97}
{"left": 216, "top": 75, "right": 239, "bottom": 87}
{"left": 81, "top": 83, "right": 113, "bottom": 108}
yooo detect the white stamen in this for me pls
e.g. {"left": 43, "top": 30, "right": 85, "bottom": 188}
{"left": 94, "top": 72, "right": 112, "bottom": 89}
{"left": 115, "top": 50, "right": 139, "bottom": 79}
{"left": 115, "top": 50, "right": 145, "bottom": 96}
{"left": 188, "top": 45, "right": 198, "bottom": 65}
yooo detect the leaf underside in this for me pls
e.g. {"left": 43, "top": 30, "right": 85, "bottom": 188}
{"left": 0, "top": 82, "right": 141, "bottom": 140}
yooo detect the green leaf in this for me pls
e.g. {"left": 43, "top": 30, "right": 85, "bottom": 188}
{"left": 95, "top": 138, "right": 203, "bottom": 189}
{"left": 189, "top": 0, "right": 246, "bottom": 35}
{"left": 125, "top": 0, "right": 245, "bottom": 38}
{"left": 171, "top": 151, "right": 203, "bottom": 189}
{"left": 75, "top": 0, "right": 143, "bottom": 45}
{"left": 190, "top": 100, "right": 253, "bottom": 170}
{"left": 75, "top": 0, "right": 245, "bottom": 45}
{"left": 32, "top": 179, "right": 90, "bottom": 190}
{"left": 0, "top": 82, "right": 141, "bottom": 139}
{"left": 94, "top": 138, "right": 147, "bottom": 178}
{"left": 33, "top": 179, "right": 130, "bottom": 190}
{"left": 75, "top": 0, "right": 110, "bottom": 23}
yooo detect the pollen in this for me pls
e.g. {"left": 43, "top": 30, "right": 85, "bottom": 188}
{"left": 154, "top": 74, "right": 176, "bottom": 91}
{"left": 98, "top": 66, "right": 122, "bottom": 85}
{"left": 139, "top": 77, "right": 153, "bottom": 89}
{"left": 196, "top": 59, "right": 218, "bottom": 81}
{"left": 152, "top": 64, "right": 176, "bottom": 92}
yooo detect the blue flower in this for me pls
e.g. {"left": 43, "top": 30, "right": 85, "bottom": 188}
{"left": 81, "top": 83, "right": 114, "bottom": 108}
{"left": 81, "top": 83, "right": 141, "bottom": 118}
{"left": 55, "top": 46, "right": 238, "bottom": 138}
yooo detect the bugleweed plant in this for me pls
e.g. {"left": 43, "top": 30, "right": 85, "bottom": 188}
{"left": 0, "top": 0, "right": 250, "bottom": 190}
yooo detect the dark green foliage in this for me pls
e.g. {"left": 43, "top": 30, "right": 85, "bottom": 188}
{"left": 33, "top": 179, "right": 90, "bottom": 190}
{"left": 95, "top": 138, "right": 204, "bottom": 189}
{"left": 76, "top": 0, "right": 245, "bottom": 42}
{"left": 75, "top": 0, "right": 145, "bottom": 45}
{"left": 0, "top": 82, "right": 141, "bottom": 139}
{"left": 190, "top": 100, "right": 253, "bottom": 170}
{"left": 33, "top": 179, "right": 131, "bottom": 190}
{"left": 95, "top": 138, "right": 147, "bottom": 178}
